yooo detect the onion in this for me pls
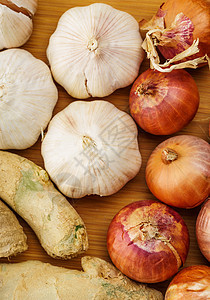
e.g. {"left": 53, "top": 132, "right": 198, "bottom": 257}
{"left": 165, "top": 265, "right": 210, "bottom": 299}
{"left": 196, "top": 198, "right": 210, "bottom": 261}
{"left": 107, "top": 200, "right": 189, "bottom": 283}
{"left": 129, "top": 69, "right": 199, "bottom": 135}
{"left": 146, "top": 135, "right": 210, "bottom": 208}
{"left": 140, "top": 0, "right": 210, "bottom": 71}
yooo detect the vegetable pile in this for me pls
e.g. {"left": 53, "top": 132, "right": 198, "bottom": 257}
{"left": 0, "top": 0, "right": 209, "bottom": 299}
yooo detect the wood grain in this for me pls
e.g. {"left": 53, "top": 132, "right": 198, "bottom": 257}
{"left": 0, "top": 0, "right": 209, "bottom": 296}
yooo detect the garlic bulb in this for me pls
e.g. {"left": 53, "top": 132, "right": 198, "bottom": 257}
{"left": 0, "top": 49, "right": 58, "bottom": 150}
{"left": 0, "top": 0, "right": 37, "bottom": 50}
{"left": 47, "top": 3, "right": 144, "bottom": 99}
{"left": 41, "top": 101, "right": 142, "bottom": 198}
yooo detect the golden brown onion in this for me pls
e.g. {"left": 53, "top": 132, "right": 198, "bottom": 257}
{"left": 196, "top": 198, "right": 210, "bottom": 261}
{"left": 146, "top": 135, "right": 210, "bottom": 208}
{"left": 165, "top": 265, "right": 210, "bottom": 299}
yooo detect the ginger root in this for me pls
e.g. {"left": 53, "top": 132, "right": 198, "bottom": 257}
{"left": 0, "top": 200, "right": 27, "bottom": 258}
{"left": 0, "top": 256, "right": 163, "bottom": 299}
{"left": 0, "top": 151, "right": 88, "bottom": 259}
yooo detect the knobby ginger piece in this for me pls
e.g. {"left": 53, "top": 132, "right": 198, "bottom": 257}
{"left": 0, "top": 257, "right": 163, "bottom": 300}
{"left": 0, "top": 200, "right": 27, "bottom": 257}
{"left": 0, "top": 151, "right": 88, "bottom": 259}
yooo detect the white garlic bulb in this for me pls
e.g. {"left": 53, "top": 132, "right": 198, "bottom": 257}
{"left": 41, "top": 100, "right": 142, "bottom": 198}
{"left": 0, "top": 0, "right": 37, "bottom": 50}
{"left": 47, "top": 3, "right": 144, "bottom": 99}
{"left": 0, "top": 49, "right": 58, "bottom": 150}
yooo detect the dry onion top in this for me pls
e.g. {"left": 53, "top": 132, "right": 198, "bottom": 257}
{"left": 140, "top": 0, "right": 210, "bottom": 71}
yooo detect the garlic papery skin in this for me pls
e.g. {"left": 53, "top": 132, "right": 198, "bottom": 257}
{"left": 41, "top": 100, "right": 142, "bottom": 198}
{"left": 8, "top": 0, "right": 37, "bottom": 14}
{"left": 0, "top": 49, "right": 58, "bottom": 150}
{"left": 0, "top": 0, "right": 37, "bottom": 50}
{"left": 47, "top": 3, "right": 144, "bottom": 99}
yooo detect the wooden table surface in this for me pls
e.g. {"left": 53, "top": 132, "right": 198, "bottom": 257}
{"left": 0, "top": 0, "right": 209, "bottom": 296}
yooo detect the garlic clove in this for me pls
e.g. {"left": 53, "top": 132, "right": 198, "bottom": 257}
{"left": 0, "top": 49, "right": 58, "bottom": 150}
{"left": 0, "top": 0, "right": 37, "bottom": 50}
{"left": 47, "top": 3, "right": 144, "bottom": 99}
{"left": 41, "top": 100, "right": 142, "bottom": 198}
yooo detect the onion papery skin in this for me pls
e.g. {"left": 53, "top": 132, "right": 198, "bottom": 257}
{"left": 159, "top": 0, "right": 210, "bottom": 60}
{"left": 196, "top": 198, "right": 210, "bottom": 261}
{"left": 107, "top": 200, "right": 189, "bottom": 283}
{"left": 165, "top": 265, "right": 210, "bottom": 300}
{"left": 146, "top": 135, "right": 210, "bottom": 209}
{"left": 129, "top": 69, "right": 199, "bottom": 135}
